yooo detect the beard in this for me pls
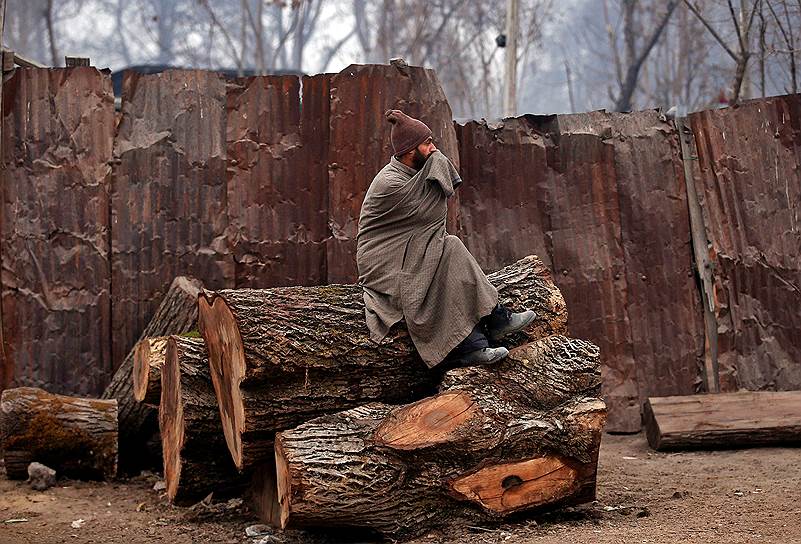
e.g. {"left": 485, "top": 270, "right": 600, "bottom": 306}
{"left": 411, "top": 149, "right": 428, "bottom": 170}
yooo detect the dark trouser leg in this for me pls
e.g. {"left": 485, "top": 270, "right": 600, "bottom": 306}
{"left": 482, "top": 303, "right": 512, "bottom": 332}
{"left": 447, "top": 324, "right": 489, "bottom": 358}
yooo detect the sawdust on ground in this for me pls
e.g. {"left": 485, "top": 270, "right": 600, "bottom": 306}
{"left": 1, "top": 433, "right": 799, "bottom": 544}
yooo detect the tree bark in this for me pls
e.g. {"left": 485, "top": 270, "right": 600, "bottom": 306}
{"left": 198, "top": 255, "right": 567, "bottom": 472}
{"left": 159, "top": 336, "right": 248, "bottom": 505}
{"left": 101, "top": 276, "right": 203, "bottom": 471}
{"left": 273, "top": 335, "right": 606, "bottom": 538}
{"left": 133, "top": 336, "right": 169, "bottom": 406}
{"left": 1, "top": 387, "right": 118, "bottom": 480}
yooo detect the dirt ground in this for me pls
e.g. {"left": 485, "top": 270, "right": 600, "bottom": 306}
{"left": 2, "top": 433, "right": 800, "bottom": 544}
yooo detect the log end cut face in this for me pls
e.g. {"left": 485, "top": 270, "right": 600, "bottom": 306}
{"left": 450, "top": 456, "right": 579, "bottom": 514}
{"left": 132, "top": 339, "right": 152, "bottom": 403}
{"left": 373, "top": 391, "right": 478, "bottom": 450}
{"left": 198, "top": 293, "right": 247, "bottom": 470}
{"left": 133, "top": 337, "right": 167, "bottom": 403}
{"left": 160, "top": 337, "right": 186, "bottom": 502}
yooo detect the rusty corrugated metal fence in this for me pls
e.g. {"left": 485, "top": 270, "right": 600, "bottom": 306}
{"left": 2, "top": 64, "right": 799, "bottom": 431}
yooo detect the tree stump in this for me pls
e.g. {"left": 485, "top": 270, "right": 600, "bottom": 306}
{"left": 1, "top": 387, "right": 118, "bottom": 480}
{"left": 198, "top": 255, "right": 567, "bottom": 472}
{"left": 272, "top": 335, "right": 606, "bottom": 538}
{"left": 159, "top": 336, "right": 247, "bottom": 505}
{"left": 133, "top": 336, "right": 169, "bottom": 405}
{"left": 101, "top": 276, "right": 203, "bottom": 470}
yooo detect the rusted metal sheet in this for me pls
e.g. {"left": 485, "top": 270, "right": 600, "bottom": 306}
{"left": 326, "top": 64, "right": 460, "bottom": 283}
{"left": 456, "top": 110, "right": 706, "bottom": 431}
{"left": 1, "top": 67, "right": 113, "bottom": 396}
{"left": 456, "top": 115, "right": 639, "bottom": 431}
{"left": 559, "top": 111, "right": 705, "bottom": 414}
{"left": 111, "top": 70, "right": 233, "bottom": 370}
{"left": 604, "top": 113, "right": 704, "bottom": 402}
{"left": 689, "top": 95, "right": 801, "bottom": 392}
{"left": 454, "top": 116, "right": 554, "bottom": 271}
{"left": 544, "top": 129, "right": 640, "bottom": 432}
{"left": 225, "top": 74, "right": 328, "bottom": 288}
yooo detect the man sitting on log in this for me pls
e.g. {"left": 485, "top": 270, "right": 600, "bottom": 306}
{"left": 356, "top": 109, "right": 536, "bottom": 367}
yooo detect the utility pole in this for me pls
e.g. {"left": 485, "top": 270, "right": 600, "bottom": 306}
{"left": 503, "top": 0, "right": 519, "bottom": 117}
{"left": 565, "top": 59, "right": 576, "bottom": 114}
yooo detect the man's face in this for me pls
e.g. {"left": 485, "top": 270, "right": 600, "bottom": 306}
{"left": 410, "top": 137, "right": 437, "bottom": 169}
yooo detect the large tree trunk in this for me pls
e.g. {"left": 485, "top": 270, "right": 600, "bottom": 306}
{"left": 159, "top": 336, "right": 248, "bottom": 505}
{"left": 198, "top": 255, "right": 567, "bottom": 472}
{"left": 133, "top": 336, "right": 169, "bottom": 405}
{"left": 101, "top": 276, "right": 203, "bottom": 470}
{"left": 1, "top": 387, "right": 118, "bottom": 480}
{"left": 272, "top": 335, "right": 606, "bottom": 538}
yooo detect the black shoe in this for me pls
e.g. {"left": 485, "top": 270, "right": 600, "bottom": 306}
{"left": 457, "top": 346, "right": 509, "bottom": 366}
{"left": 487, "top": 310, "right": 537, "bottom": 341}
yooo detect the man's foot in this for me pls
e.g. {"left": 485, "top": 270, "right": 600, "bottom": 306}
{"left": 487, "top": 310, "right": 537, "bottom": 341}
{"left": 458, "top": 346, "right": 509, "bottom": 366}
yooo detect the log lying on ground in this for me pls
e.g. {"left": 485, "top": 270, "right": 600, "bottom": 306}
{"left": 159, "top": 336, "right": 248, "bottom": 505}
{"left": 198, "top": 255, "right": 567, "bottom": 472}
{"left": 101, "top": 276, "right": 203, "bottom": 470}
{"left": 643, "top": 391, "right": 801, "bottom": 451}
{"left": 1, "top": 387, "right": 118, "bottom": 480}
{"left": 133, "top": 336, "right": 169, "bottom": 405}
{"left": 270, "top": 335, "right": 606, "bottom": 538}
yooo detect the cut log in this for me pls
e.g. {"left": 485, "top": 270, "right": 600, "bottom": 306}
{"left": 270, "top": 335, "right": 606, "bottom": 538}
{"left": 643, "top": 391, "right": 801, "bottom": 451}
{"left": 0, "top": 387, "right": 118, "bottom": 480}
{"left": 133, "top": 336, "right": 169, "bottom": 405}
{"left": 199, "top": 255, "right": 567, "bottom": 472}
{"left": 101, "top": 276, "right": 203, "bottom": 470}
{"left": 159, "top": 335, "right": 247, "bottom": 505}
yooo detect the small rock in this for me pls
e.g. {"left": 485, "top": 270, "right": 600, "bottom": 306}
{"left": 734, "top": 490, "right": 745, "bottom": 497}
{"left": 637, "top": 506, "right": 651, "bottom": 518}
{"left": 27, "top": 462, "right": 57, "bottom": 491}
{"left": 153, "top": 481, "right": 166, "bottom": 492}
{"left": 71, "top": 519, "right": 85, "bottom": 529}
{"left": 245, "top": 524, "right": 272, "bottom": 537}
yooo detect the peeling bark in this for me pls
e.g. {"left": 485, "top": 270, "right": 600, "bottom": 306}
{"left": 159, "top": 336, "right": 247, "bottom": 505}
{"left": 102, "top": 276, "right": 202, "bottom": 471}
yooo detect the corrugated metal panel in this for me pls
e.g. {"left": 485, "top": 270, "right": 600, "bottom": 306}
{"left": 601, "top": 112, "right": 705, "bottom": 403}
{"left": 545, "top": 129, "right": 640, "bottom": 432}
{"left": 457, "top": 110, "right": 706, "bottom": 431}
{"left": 690, "top": 95, "right": 801, "bottom": 391}
{"left": 225, "top": 75, "right": 328, "bottom": 288}
{"left": 111, "top": 70, "right": 233, "bottom": 370}
{"left": 454, "top": 116, "right": 554, "bottom": 271}
{"left": 326, "top": 64, "right": 460, "bottom": 283}
{"left": 1, "top": 67, "right": 113, "bottom": 395}
{"left": 559, "top": 111, "right": 705, "bottom": 418}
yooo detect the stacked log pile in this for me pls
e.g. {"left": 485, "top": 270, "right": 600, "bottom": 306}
{"left": 196, "top": 255, "right": 568, "bottom": 473}
{"left": 272, "top": 335, "right": 605, "bottom": 537}
{"left": 1, "top": 255, "right": 606, "bottom": 540}
{"left": 101, "top": 276, "right": 203, "bottom": 469}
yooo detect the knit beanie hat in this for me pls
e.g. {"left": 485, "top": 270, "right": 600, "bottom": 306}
{"left": 385, "top": 109, "right": 433, "bottom": 157}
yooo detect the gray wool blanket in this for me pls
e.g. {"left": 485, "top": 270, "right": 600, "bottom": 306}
{"left": 356, "top": 150, "right": 498, "bottom": 367}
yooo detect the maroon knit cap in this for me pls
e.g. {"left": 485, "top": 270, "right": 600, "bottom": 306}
{"left": 385, "top": 109, "right": 433, "bottom": 157}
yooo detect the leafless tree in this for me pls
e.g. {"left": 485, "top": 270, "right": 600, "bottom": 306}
{"left": 682, "top": 0, "right": 762, "bottom": 103}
